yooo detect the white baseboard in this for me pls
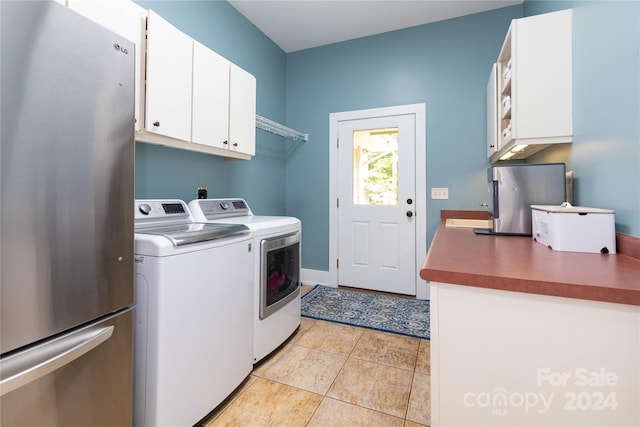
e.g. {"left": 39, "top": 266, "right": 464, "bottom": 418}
{"left": 301, "top": 268, "right": 430, "bottom": 299}
{"left": 301, "top": 269, "right": 334, "bottom": 288}
{"left": 416, "top": 281, "right": 430, "bottom": 300}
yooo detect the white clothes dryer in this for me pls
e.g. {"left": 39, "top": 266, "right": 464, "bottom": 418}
{"left": 134, "top": 200, "right": 254, "bottom": 426}
{"left": 189, "top": 198, "right": 301, "bottom": 363}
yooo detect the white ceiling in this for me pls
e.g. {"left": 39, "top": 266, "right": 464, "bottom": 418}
{"left": 228, "top": 0, "right": 523, "bottom": 53}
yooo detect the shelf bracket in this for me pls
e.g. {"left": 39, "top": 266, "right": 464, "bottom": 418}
{"left": 255, "top": 115, "right": 308, "bottom": 142}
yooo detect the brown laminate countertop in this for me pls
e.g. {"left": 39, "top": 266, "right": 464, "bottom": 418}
{"left": 420, "top": 218, "right": 640, "bottom": 306}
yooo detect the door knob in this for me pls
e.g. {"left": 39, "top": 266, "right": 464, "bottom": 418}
{"left": 407, "top": 198, "right": 413, "bottom": 205}
{"left": 406, "top": 211, "right": 413, "bottom": 218}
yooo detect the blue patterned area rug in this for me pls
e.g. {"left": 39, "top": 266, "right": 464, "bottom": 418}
{"left": 301, "top": 285, "right": 430, "bottom": 340}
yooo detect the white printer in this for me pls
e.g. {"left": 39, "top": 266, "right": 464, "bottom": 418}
{"left": 532, "top": 204, "right": 616, "bottom": 254}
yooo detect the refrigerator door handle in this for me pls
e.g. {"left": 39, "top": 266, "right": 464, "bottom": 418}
{"left": 491, "top": 180, "right": 500, "bottom": 218}
{"left": 0, "top": 326, "right": 114, "bottom": 396}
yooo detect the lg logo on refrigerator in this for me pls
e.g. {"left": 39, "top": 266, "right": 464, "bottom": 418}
{"left": 113, "top": 43, "right": 128, "bottom": 55}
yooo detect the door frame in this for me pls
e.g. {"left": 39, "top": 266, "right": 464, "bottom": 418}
{"left": 329, "top": 103, "right": 428, "bottom": 298}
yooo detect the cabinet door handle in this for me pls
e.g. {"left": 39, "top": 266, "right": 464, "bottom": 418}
{"left": 407, "top": 198, "right": 413, "bottom": 205}
{"left": 406, "top": 211, "right": 413, "bottom": 218}
{"left": 153, "top": 121, "right": 160, "bottom": 127}
{"left": 223, "top": 140, "right": 228, "bottom": 145}
{"left": 233, "top": 142, "right": 238, "bottom": 147}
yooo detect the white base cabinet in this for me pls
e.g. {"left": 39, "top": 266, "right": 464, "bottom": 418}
{"left": 430, "top": 282, "right": 640, "bottom": 426}
{"left": 488, "top": 9, "right": 572, "bottom": 162}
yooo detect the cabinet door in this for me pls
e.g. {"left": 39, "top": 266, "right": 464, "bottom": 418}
{"left": 145, "top": 10, "right": 192, "bottom": 142}
{"left": 486, "top": 63, "right": 499, "bottom": 158}
{"left": 512, "top": 10, "right": 572, "bottom": 140}
{"left": 67, "top": 0, "right": 146, "bottom": 131}
{"left": 229, "top": 64, "right": 256, "bottom": 156}
{"left": 192, "top": 41, "right": 230, "bottom": 149}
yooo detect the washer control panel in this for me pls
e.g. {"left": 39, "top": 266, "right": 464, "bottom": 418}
{"left": 189, "top": 198, "right": 252, "bottom": 219}
{"left": 134, "top": 200, "right": 190, "bottom": 221}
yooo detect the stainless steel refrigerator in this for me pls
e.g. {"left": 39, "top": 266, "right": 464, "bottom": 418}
{"left": 1, "top": 1, "right": 135, "bottom": 425}
{"left": 486, "top": 163, "right": 566, "bottom": 235}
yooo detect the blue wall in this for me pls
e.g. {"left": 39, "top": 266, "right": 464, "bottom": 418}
{"left": 133, "top": 1, "right": 639, "bottom": 273}
{"left": 525, "top": 0, "right": 640, "bottom": 236}
{"left": 133, "top": 0, "right": 288, "bottom": 215}
{"left": 285, "top": 6, "right": 523, "bottom": 270}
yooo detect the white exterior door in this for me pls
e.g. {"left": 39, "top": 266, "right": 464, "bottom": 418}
{"left": 337, "top": 113, "right": 416, "bottom": 295}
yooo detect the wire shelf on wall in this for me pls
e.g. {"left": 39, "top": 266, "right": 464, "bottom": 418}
{"left": 256, "top": 115, "right": 308, "bottom": 142}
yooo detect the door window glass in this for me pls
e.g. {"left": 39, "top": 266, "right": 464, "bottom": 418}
{"left": 352, "top": 128, "right": 398, "bottom": 205}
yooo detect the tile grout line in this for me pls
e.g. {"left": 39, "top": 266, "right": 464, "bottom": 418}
{"left": 330, "top": 326, "right": 416, "bottom": 423}
{"left": 399, "top": 339, "right": 422, "bottom": 423}
{"left": 203, "top": 311, "right": 430, "bottom": 426}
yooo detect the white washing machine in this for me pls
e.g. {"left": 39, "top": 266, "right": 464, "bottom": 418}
{"left": 189, "top": 198, "right": 301, "bottom": 363}
{"left": 134, "top": 200, "right": 254, "bottom": 426}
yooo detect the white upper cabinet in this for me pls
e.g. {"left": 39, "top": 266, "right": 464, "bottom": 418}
{"left": 489, "top": 9, "right": 572, "bottom": 162}
{"left": 486, "top": 63, "right": 499, "bottom": 158}
{"left": 192, "top": 42, "right": 256, "bottom": 157}
{"left": 67, "top": 0, "right": 147, "bottom": 131}
{"left": 229, "top": 64, "right": 257, "bottom": 156}
{"left": 139, "top": 10, "right": 256, "bottom": 159}
{"left": 192, "top": 41, "right": 231, "bottom": 150}
{"left": 67, "top": 1, "right": 258, "bottom": 159}
{"left": 145, "top": 10, "right": 193, "bottom": 142}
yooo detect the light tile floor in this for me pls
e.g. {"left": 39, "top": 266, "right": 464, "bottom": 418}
{"left": 201, "top": 287, "right": 431, "bottom": 427}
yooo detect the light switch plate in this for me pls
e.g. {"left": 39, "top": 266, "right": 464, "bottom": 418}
{"left": 431, "top": 187, "right": 449, "bottom": 200}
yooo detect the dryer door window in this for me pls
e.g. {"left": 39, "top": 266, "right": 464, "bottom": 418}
{"left": 260, "top": 233, "right": 300, "bottom": 319}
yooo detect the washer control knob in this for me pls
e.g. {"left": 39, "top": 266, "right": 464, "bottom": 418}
{"left": 219, "top": 202, "right": 229, "bottom": 210}
{"left": 138, "top": 203, "right": 151, "bottom": 215}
